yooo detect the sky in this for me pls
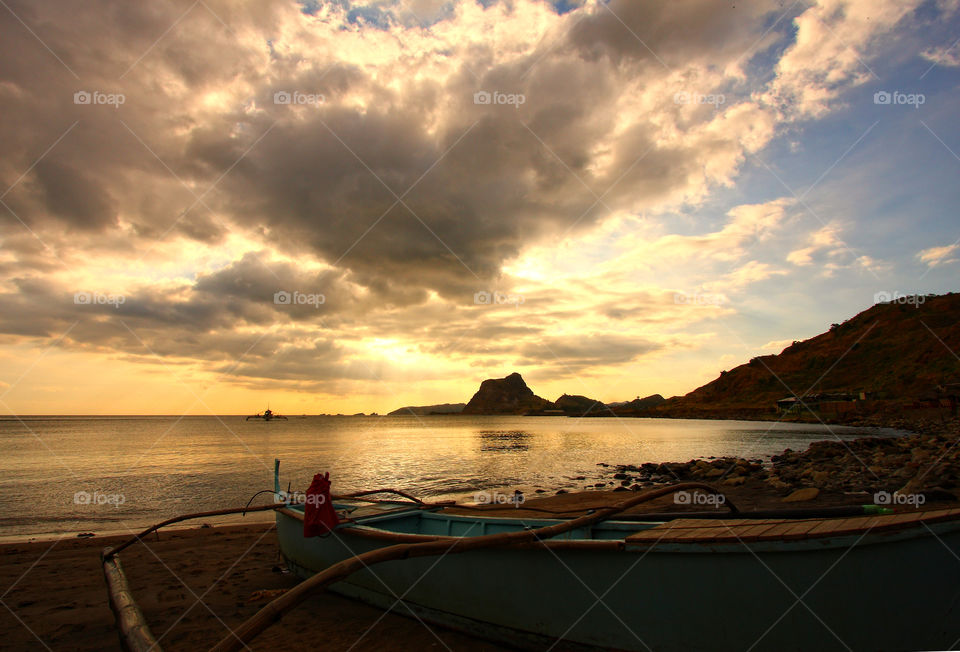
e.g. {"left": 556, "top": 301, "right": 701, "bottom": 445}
{"left": 0, "top": 0, "right": 958, "bottom": 415}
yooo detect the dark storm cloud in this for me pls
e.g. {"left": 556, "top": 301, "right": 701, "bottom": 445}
{"left": 2, "top": 0, "right": 787, "bottom": 272}
{"left": 31, "top": 160, "right": 117, "bottom": 231}
{"left": 0, "top": 0, "right": 801, "bottom": 384}
{"left": 197, "top": 1, "right": 791, "bottom": 300}
{"left": 0, "top": 253, "right": 359, "bottom": 362}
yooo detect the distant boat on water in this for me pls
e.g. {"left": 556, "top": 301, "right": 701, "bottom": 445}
{"left": 246, "top": 407, "right": 288, "bottom": 421}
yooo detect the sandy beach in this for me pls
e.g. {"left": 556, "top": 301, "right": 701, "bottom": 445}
{"left": 0, "top": 522, "right": 505, "bottom": 651}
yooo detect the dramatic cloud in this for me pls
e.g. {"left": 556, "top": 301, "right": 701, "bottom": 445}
{"left": 0, "top": 0, "right": 957, "bottom": 411}
{"left": 762, "top": 0, "right": 924, "bottom": 119}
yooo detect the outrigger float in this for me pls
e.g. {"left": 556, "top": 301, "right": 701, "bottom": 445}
{"left": 101, "top": 460, "right": 960, "bottom": 651}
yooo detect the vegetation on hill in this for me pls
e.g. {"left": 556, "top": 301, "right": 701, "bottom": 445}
{"left": 652, "top": 293, "right": 960, "bottom": 418}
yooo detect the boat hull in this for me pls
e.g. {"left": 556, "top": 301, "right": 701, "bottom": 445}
{"left": 276, "top": 507, "right": 960, "bottom": 651}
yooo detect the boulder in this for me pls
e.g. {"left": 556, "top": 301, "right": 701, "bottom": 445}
{"left": 782, "top": 487, "right": 820, "bottom": 502}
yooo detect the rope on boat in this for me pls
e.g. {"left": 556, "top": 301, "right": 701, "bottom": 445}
{"left": 333, "top": 488, "right": 428, "bottom": 504}
{"left": 242, "top": 489, "right": 281, "bottom": 514}
{"left": 208, "top": 481, "right": 724, "bottom": 652}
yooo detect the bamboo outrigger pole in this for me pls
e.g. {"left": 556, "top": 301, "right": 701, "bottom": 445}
{"left": 98, "top": 486, "right": 461, "bottom": 651}
{"left": 102, "top": 552, "right": 160, "bottom": 652}
{"left": 209, "top": 482, "right": 723, "bottom": 652}
{"left": 100, "top": 503, "right": 289, "bottom": 652}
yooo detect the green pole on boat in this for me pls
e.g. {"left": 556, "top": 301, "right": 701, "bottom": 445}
{"left": 614, "top": 503, "right": 897, "bottom": 521}
{"left": 863, "top": 504, "right": 894, "bottom": 515}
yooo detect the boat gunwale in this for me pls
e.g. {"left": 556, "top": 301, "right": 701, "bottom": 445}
{"left": 277, "top": 505, "right": 960, "bottom": 551}
{"left": 278, "top": 506, "right": 628, "bottom": 549}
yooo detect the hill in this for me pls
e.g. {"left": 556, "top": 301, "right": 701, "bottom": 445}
{"left": 651, "top": 292, "right": 960, "bottom": 420}
{"left": 609, "top": 394, "right": 667, "bottom": 416}
{"left": 552, "top": 394, "right": 614, "bottom": 416}
{"left": 387, "top": 403, "right": 465, "bottom": 416}
{"left": 461, "top": 373, "right": 553, "bottom": 415}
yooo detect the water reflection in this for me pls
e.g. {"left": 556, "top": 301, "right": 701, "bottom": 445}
{"left": 0, "top": 415, "right": 906, "bottom": 539}
{"left": 477, "top": 430, "right": 532, "bottom": 452}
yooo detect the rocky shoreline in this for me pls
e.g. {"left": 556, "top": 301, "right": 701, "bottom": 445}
{"left": 583, "top": 417, "right": 960, "bottom": 508}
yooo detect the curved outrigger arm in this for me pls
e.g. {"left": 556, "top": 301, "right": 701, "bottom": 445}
{"left": 100, "top": 461, "right": 725, "bottom": 652}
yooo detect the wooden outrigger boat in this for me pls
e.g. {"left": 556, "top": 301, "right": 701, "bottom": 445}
{"left": 245, "top": 407, "right": 287, "bottom": 421}
{"left": 274, "top": 499, "right": 960, "bottom": 651}
{"left": 101, "top": 460, "right": 960, "bottom": 652}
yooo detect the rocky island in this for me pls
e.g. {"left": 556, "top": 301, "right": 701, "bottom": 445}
{"left": 393, "top": 373, "right": 666, "bottom": 417}
{"left": 460, "top": 372, "right": 553, "bottom": 414}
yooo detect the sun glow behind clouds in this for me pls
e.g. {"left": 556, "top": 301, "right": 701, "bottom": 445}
{"left": 0, "top": 0, "right": 958, "bottom": 413}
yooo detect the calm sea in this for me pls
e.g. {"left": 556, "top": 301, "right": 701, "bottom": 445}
{"left": 0, "top": 415, "right": 905, "bottom": 541}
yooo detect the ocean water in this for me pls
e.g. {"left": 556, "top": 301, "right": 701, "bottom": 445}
{"left": 0, "top": 415, "right": 905, "bottom": 540}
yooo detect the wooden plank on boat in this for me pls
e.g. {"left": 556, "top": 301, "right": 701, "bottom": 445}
{"left": 654, "top": 518, "right": 787, "bottom": 530}
{"left": 776, "top": 520, "right": 822, "bottom": 541}
{"left": 755, "top": 520, "right": 815, "bottom": 540}
{"left": 660, "top": 528, "right": 703, "bottom": 541}
{"left": 625, "top": 508, "right": 960, "bottom": 545}
{"left": 875, "top": 511, "right": 926, "bottom": 529}
{"left": 703, "top": 521, "right": 789, "bottom": 542}
{"left": 654, "top": 519, "right": 710, "bottom": 529}
{"left": 731, "top": 523, "right": 784, "bottom": 541}
{"left": 624, "top": 527, "right": 681, "bottom": 542}
{"left": 805, "top": 516, "right": 885, "bottom": 538}
{"left": 920, "top": 508, "right": 960, "bottom": 527}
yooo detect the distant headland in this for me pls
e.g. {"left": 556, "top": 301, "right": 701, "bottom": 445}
{"left": 388, "top": 292, "right": 960, "bottom": 426}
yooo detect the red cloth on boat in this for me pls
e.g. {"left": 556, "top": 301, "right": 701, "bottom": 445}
{"left": 303, "top": 471, "right": 340, "bottom": 537}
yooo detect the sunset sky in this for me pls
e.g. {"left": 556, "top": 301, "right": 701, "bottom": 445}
{"left": 1, "top": 0, "right": 958, "bottom": 415}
